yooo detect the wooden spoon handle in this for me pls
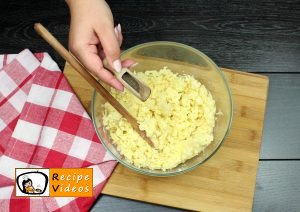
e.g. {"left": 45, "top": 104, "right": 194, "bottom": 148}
{"left": 34, "top": 23, "right": 154, "bottom": 148}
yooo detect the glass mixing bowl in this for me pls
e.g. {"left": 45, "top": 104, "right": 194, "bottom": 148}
{"left": 92, "top": 41, "right": 233, "bottom": 176}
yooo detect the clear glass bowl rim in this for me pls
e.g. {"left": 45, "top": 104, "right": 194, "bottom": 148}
{"left": 91, "top": 41, "right": 233, "bottom": 177}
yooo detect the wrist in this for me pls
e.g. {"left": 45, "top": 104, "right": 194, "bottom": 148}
{"left": 65, "top": 0, "right": 74, "bottom": 6}
{"left": 66, "top": 0, "right": 105, "bottom": 7}
{"left": 65, "top": 0, "right": 84, "bottom": 9}
{"left": 65, "top": 0, "right": 84, "bottom": 14}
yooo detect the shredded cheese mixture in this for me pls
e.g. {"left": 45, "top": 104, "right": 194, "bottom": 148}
{"left": 102, "top": 67, "right": 216, "bottom": 170}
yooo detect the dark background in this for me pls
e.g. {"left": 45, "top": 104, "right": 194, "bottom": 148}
{"left": 0, "top": 0, "right": 299, "bottom": 211}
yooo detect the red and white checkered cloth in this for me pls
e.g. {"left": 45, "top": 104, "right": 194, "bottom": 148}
{"left": 0, "top": 49, "right": 117, "bottom": 211}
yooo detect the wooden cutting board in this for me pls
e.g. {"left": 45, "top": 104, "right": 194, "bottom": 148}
{"left": 64, "top": 63, "right": 269, "bottom": 212}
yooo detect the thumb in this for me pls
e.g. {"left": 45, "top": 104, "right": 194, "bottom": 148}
{"left": 95, "top": 25, "right": 122, "bottom": 73}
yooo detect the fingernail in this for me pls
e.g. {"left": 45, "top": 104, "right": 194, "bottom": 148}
{"left": 113, "top": 59, "right": 122, "bottom": 73}
{"left": 116, "top": 84, "right": 124, "bottom": 91}
{"left": 111, "top": 78, "right": 124, "bottom": 91}
{"left": 117, "top": 24, "right": 122, "bottom": 34}
{"left": 114, "top": 26, "right": 119, "bottom": 38}
{"left": 130, "top": 62, "right": 138, "bottom": 68}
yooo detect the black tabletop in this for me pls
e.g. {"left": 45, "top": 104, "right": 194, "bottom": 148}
{"left": 1, "top": 0, "right": 299, "bottom": 211}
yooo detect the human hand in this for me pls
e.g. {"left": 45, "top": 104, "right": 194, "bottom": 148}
{"left": 66, "top": 0, "right": 134, "bottom": 91}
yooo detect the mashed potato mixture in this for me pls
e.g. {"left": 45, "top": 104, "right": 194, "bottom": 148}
{"left": 102, "top": 67, "right": 216, "bottom": 170}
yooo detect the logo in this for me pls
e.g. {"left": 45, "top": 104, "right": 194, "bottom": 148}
{"left": 16, "top": 169, "right": 49, "bottom": 196}
{"left": 15, "top": 168, "right": 93, "bottom": 197}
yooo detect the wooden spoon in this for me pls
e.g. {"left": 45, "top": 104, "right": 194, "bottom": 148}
{"left": 34, "top": 23, "right": 154, "bottom": 148}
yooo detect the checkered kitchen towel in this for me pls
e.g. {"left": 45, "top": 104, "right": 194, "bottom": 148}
{"left": 0, "top": 49, "right": 117, "bottom": 211}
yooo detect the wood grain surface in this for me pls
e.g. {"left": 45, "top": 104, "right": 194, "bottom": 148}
{"left": 260, "top": 74, "right": 300, "bottom": 159}
{"left": 92, "top": 195, "right": 182, "bottom": 212}
{"left": 63, "top": 63, "right": 269, "bottom": 211}
{"left": 1, "top": 0, "right": 299, "bottom": 211}
{"left": 0, "top": 0, "right": 299, "bottom": 73}
{"left": 253, "top": 161, "right": 300, "bottom": 211}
